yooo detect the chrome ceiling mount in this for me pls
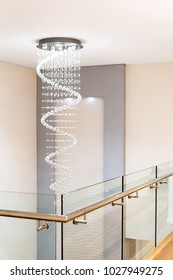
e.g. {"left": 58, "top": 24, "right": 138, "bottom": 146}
{"left": 37, "top": 37, "right": 83, "bottom": 51}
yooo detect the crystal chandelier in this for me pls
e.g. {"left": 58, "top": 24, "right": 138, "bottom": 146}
{"left": 37, "top": 37, "right": 83, "bottom": 204}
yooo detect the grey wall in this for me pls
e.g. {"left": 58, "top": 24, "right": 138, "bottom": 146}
{"left": 81, "top": 65, "right": 126, "bottom": 260}
{"left": 37, "top": 64, "right": 125, "bottom": 191}
{"left": 37, "top": 64, "right": 126, "bottom": 259}
{"left": 81, "top": 64, "right": 126, "bottom": 180}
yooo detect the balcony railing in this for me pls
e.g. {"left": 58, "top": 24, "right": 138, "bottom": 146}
{"left": 0, "top": 160, "right": 173, "bottom": 259}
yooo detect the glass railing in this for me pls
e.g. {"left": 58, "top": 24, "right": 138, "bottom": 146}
{"left": 0, "top": 191, "right": 56, "bottom": 260}
{"left": 123, "top": 187, "right": 155, "bottom": 259}
{"left": 63, "top": 176, "right": 122, "bottom": 260}
{"left": 0, "top": 160, "right": 173, "bottom": 260}
{"left": 157, "top": 163, "right": 173, "bottom": 245}
{"left": 123, "top": 166, "right": 156, "bottom": 260}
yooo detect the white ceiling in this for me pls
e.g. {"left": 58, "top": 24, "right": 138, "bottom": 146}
{"left": 1, "top": 0, "right": 173, "bottom": 69}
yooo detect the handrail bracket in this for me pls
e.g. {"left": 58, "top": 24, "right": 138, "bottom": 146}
{"left": 37, "top": 220, "right": 49, "bottom": 231}
{"left": 159, "top": 178, "right": 168, "bottom": 184}
{"left": 73, "top": 214, "right": 87, "bottom": 225}
{"left": 112, "top": 202, "right": 124, "bottom": 206}
{"left": 150, "top": 184, "right": 159, "bottom": 189}
{"left": 128, "top": 191, "right": 139, "bottom": 199}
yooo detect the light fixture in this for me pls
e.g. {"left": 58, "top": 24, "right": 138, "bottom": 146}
{"left": 36, "top": 37, "right": 83, "bottom": 204}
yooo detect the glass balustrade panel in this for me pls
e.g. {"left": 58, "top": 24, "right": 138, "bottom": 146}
{"left": 63, "top": 177, "right": 122, "bottom": 260}
{"left": 157, "top": 162, "right": 173, "bottom": 244}
{"left": 63, "top": 177, "right": 122, "bottom": 215}
{"left": 124, "top": 166, "right": 156, "bottom": 191}
{"left": 0, "top": 191, "right": 56, "bottom": 260}
{"left": 63, "top": 203, "right": 122, "bottom": 260}
{"left": 157, "top": 160, "right": 173, "bottom": 177}
{"left": 123, "top": 187, "right": 155, "bottom": 260}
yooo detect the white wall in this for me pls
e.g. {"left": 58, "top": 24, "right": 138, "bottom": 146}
{"left": 0, "top": 61, "right": 36, "bottom": 193}
{"left": 0, "top": 61, "right": 37, "bottom": 259}
{"left": 126, "top": 63, "right": 173, "bottom": 174}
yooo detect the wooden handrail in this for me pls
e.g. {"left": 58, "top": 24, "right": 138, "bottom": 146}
{"left": 0, "top": 173, "right": 172, "bottom": 223}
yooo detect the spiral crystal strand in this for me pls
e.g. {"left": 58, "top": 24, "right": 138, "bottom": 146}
{"left": 37, "top": 38, "right": 82, "bottom": 205}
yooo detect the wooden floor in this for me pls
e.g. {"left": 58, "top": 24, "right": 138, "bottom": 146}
{"left": 145, "top": 232, "right": 173, "bottom": 260}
